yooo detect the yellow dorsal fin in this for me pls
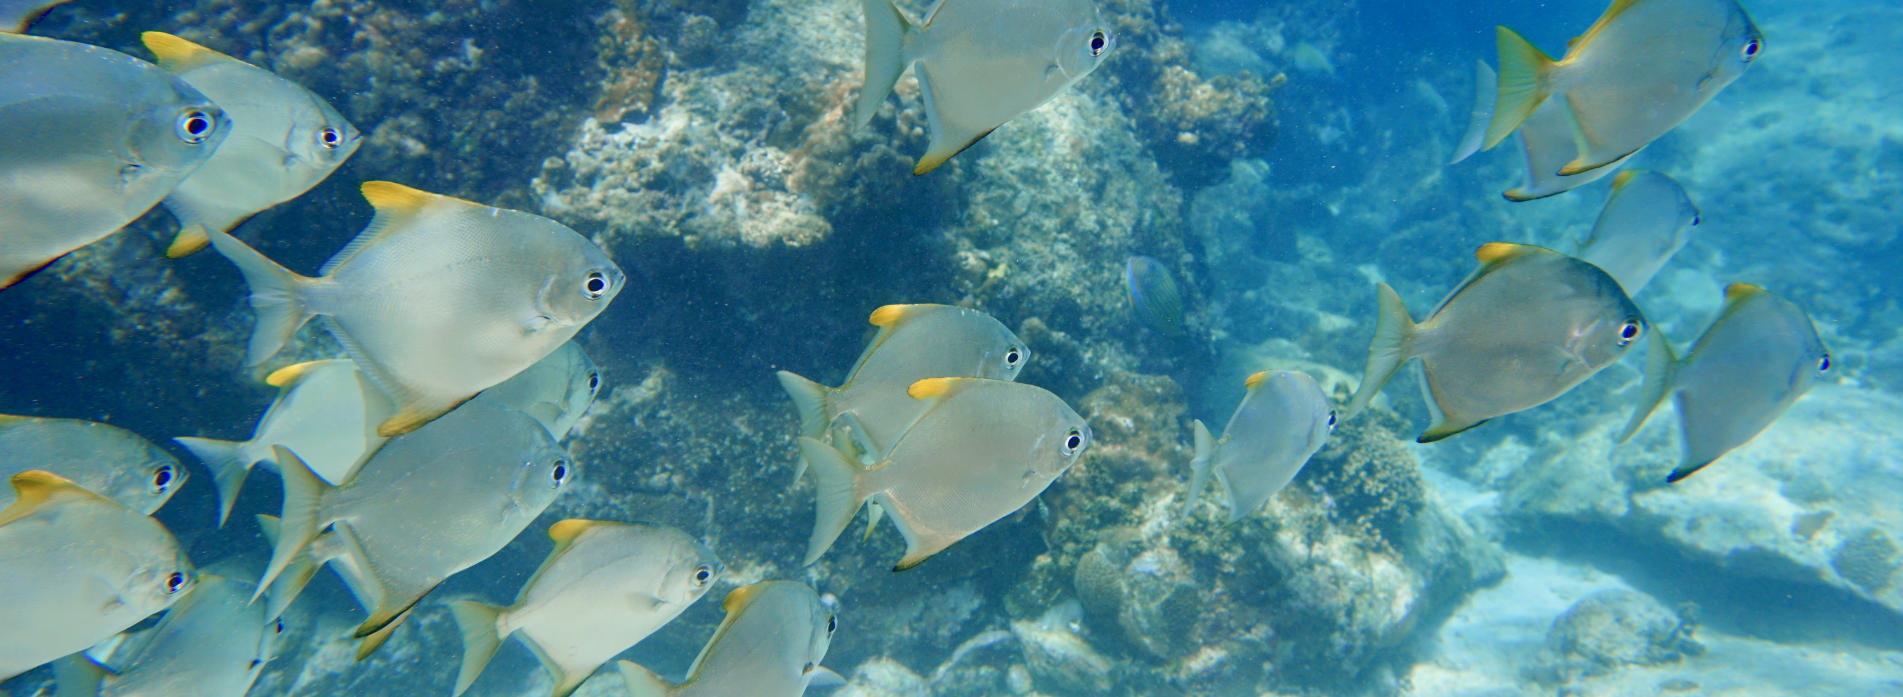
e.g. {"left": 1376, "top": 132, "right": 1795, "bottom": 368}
{"left": 140, "top": 31, "right": 232, "bottom": 71}
{"left": 547, "top": 518, "right": 599, "bottom": 545}
{"left": 906, "top": 377, "right": 969, "bottom": 400}
{"left": 1, "top": 471, "right": 112, "bottom": 524}
{"left": 868, "top": 304, "right": 919, "bottom": 327}
{"left": 1724, "top": 283, "right": 1766, "bottom": 303}
{"left": 264, "top": 360, "right": 343, "bottom": 388}
{"left": 360, "top": 181, "right": 444, "bottom": 213}
{"left": 1475, "top": 242, "right": 1531, "bottom": 264}
{"left": 721, "top": 583, "right": 764, "bottom": 614}
{"left": 1611, "top": 169, "right": 1643, "bottom": 189}
{"left": 1243, "top": 371, "right": 1271, "bottom": 390}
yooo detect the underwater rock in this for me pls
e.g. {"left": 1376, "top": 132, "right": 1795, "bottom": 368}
{"left": 1537, "top": 589, "right": 1701, "bottom": 685}
{"left": 1500, "top": 384, "right": 1903, "bottom": 617}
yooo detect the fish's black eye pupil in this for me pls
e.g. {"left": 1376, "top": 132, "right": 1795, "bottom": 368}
{"left": 1743, "top": 39, "right": 1760, "bottom": 58}
{"left": 1819, "top": 354, "right": 1831, "bottom": 371}
{"left": 1005, "top": 349, "right": 1021, "bottom": 366}
{"left": 1064, "top": 430, "right": 1082, "bottom": 452}
{"left": 827, "top": 616, "right": 836, "bottom": 633}
{"left": 694, "top": 566, "right": 711, "bottom": 584}
{"left": 321, "top": 128, "right": 340, "bottom": 147}
{"left": 1690, "top": 215, "right": 1701, "bottom": 226}
{"left": 1089, "top": 31, "right": 1106, "bottom": 56}
{"left": 153, "top": 466, "right": 172, "bottom": 489}
{"left": 1327, "top": 410, "right": 1338, "bottom": 428}
{"left": 551, "top": 460, "right": 569, "bottom": 484}
{"left": 588, "top": 373, "right": 600, "bottom": 390}
{"left": 166, "top": 572, "right": 185, "bottom": 593}
{"left": 584, "top": 272, "right": 607, "bottom": 298}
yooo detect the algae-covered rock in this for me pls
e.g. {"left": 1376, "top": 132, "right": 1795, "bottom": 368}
{"left": 1537, "top": 589, "right": 1701, "bottom": 685}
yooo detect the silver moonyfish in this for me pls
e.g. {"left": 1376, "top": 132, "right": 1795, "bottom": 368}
{"left": 141, "top": 32, "right": 360, "bottom": 258}
{"left": 1185, "top": 371, "right": 1335, "bottom": 523}
{"left": 448, "top": 520, "right": 721, "bottom": 697}
{"left": 1484, "top": 0, "right": 1763, "bottom": 175}
{"left": 475, "top": 340, "right": 601, "bottom": 442}
{"left": 801, "top": 377, "right": 1089, "bottom": 570}
{"left": 0, "top": 33, "right": 228, "bottom": 288}
{"left": 0, "top": 471, "right": 195, "bottom": 681}
{"left": 1447, "top": 61, "right": 1633, "bottom": 199}
{"left": 1344, "top": 243, "right": 1645, "bottom": 442}
{"left": 853, "top": 0, "right": 1114, "bottom": 174}
{"left": 206, "top": 181, "right": 624, "bottom": 437}
{"left": 1125, "top": 255, "right": 1188, "bottom": 337}
{"left": 254, "top": 400, "right": 574, "bottom": 659}
{"left": 777, "top": 303, "right": 1026, "bottom": 476}
{"left": 0, "top": 0, "right": 67, "bottom": 32}
{"left": 616, "top": 581, "right": 843, "bottom": 697}
{"left": 51, "top": 574, "right": 281, "bottom": 697}
{"left": 1618, "top": 284, "right": 1828, "bottom": 483}
{"left": 1573, "top": 170, "right": 1699, "bottom": 295}
{"left": 172, "top": 359, "right": 394, "bottom": 526}
{"left": 0, "top": 415, "right": 185, "bottom": 515}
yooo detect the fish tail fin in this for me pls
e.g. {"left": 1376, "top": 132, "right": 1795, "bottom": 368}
{"left": 615, "top": 660, "right": 675, "bottom": 697}
{"left": 1449, "top": 59, "right": 1498, "bottom": 164}
{"left": 206, "top": 229, "right": 315, "bottom": 365}
{"left": 254, "top": 514, "right": 319, "bottom": 620}
{"left": 1344, "top": 283, "right": 1416, "bottom": 419}
{"left": 775, "top": 370, "right": 832, "bottom": 482}
{"left": 165, "top": 223, "right": 213, "bottom": 258}
{"left": 255, "top": 446, "right": 330, "bottom": 604}
{"left": 1483, "top": 25, "right": 1555, "bottom": 150}
{"left": 853, "top": 0, "right": 914, "bottom": 128}
{"left": 1618, "top": 327, "right": 1679, "bottom": 443}
{"left": 448, "top": 599, "right": 506, "bottom": 697}
{"left": 1181, "top": 419, "right": 1216, "bottom": 520}
{"left": 800, "top": 436, "right": 866, "bottom": 565}
{"left": 173, "top": 436, "right": 252, "bottom": 527}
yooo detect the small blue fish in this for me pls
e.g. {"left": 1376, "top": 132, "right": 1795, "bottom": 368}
{"left": 1124, "top": 255, "right": 1187, "bottom": 337}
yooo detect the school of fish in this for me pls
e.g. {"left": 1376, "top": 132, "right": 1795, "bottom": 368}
{"left": 0, "top": 0, "right": 1832, "bottom": 695}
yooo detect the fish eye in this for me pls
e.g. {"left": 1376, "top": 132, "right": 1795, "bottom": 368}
{"left": 692, "top": 565, "right": 713, "bottom": 587}
{"left": 1089, "top": 31, "right": 1107, "bottom": 57}
{"left": 1741, "top": 37, "right": 1761, "bottom": 61}
{"left": 1061, "top": 429, "right": 1084, "bottom": 456}
{"left": 1616, "top": 319, "right": 1643, "bottom": 347}
{"left": 1004, "top": 347, "right": 1022, "bottom": 369}
{"left": 165, "top": 572, "right": 187, "bottom": 594}
{"left": 549, "top": 458, "right": 571, "bottom": 487}
{"left": 583, "top": 272, "right": 609, "bottom": 300}
{"left": 150, "top": 465, "right": 174, "bottom": 493}
{"left": 1819, "top": 354, "right": 1831, "bottom": 372}
{"left": 319, "top": 127, "right": 343, "bottom": 149}
{"left": 826, "top": 615, "right": 837, "bottom": 635}
{"left": 587, "top": 372, "right": 600, "bottom": 391}
{"left": 175, "top": 109, "right": 213, "bottom": 144}
{"left": 1326, "top": 410, "right": 1338, "bottom": 429}
{"left": 1690, "top": 214, "right": 1701, "bottom": 226}
{"left": 273, "top": 620, "right": 284, "bottom": 634}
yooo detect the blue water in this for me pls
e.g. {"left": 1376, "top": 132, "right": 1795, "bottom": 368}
{"left": 4, "top": 0, "right": 1903, "bottom": 696}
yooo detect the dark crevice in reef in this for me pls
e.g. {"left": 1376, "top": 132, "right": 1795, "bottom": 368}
{"left": 1507, "top": 517, "right": 1903, "bottom": 652}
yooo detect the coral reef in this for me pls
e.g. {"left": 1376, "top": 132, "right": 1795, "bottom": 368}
{"left": 1535, "top": 589, "right": 1701, "bottom": 685}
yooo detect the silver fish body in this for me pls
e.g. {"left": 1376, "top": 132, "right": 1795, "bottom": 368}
{"left": 1486, "top": 0, "right": 1762, "bottom": 175}
{"left": 1619, "top": 284, "right": 1828, "bottom": 482}
{"left": 617, "top": 581, "right": 841, "bottom": 697}
{"left": 142, "top": 32, "right": 360, "bottom": 257}
{"left": 52, "top": 574, "right": 280, "bottom": 697}
{"left": 173, "top": 359, "right": 394, "bottom": 525}
{"left": 206, "top": 181, "right": 624, "bottom": 437}
{"left": 255, "top": 400, "right": 575, "bottom": 659}
{"left": 1345, "top": 243, "right": 1645, "bottom": 442}
{"left": 449, "top": 520, "right": 721, "bottom": 697}
{"left": 0, "top": 33, "right": 228, "bottom": 287}
{"left": 1448, "top": 60, "right": 1633, "bottom": 200}
{"left": 854, "top": 0, "right": 1114, "bottom": 174}
{"left": 475, "top": 340, "right": 601, "bottom": 442}
{"left": 1574, "top": 170, "right": 1699, "bottom": 295}
{"left": 0, "top": 471, "right": 194, "bottom": 681}
{"left": 777, "top": 304, "right": 1026, "bottom": 474}
{"left": 1186, "top": 371, "right": 1335, "bottom": 522}
{"left": 802, "top": 377, "right": 1089, "bottom": 570}
{"left": 0, "top": 415, "right": 185, "bottom": 515}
